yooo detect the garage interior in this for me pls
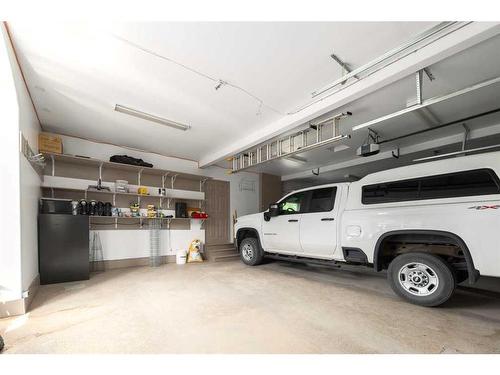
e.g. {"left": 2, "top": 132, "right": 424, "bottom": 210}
{"left": 1, "top": 20, "right": 500, "bottom": 354}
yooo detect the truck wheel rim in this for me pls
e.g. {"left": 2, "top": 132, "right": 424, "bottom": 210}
{"left": 242, "top": 243, "right": 254, "bottom": 261}
{"left": 398, "top": 262, "right": 439, "bottom": 297}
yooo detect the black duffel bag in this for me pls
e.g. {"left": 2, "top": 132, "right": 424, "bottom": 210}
{"left": 110, "top": 155, "right": 153, "bottom": 168}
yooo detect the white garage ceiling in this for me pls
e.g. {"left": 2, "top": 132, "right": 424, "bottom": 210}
{"left": 7, "top": 21, "right": 500, "bottom": 184}
{"left": 8, "top": 21, "right": 437, "bottom": 161}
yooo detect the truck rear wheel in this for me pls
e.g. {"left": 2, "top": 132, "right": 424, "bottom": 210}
{"left": 388, "top": 252, "right": 456, "bottom": 307}
{"left": 239, "top": 237, "right": 264, "bottom": 266}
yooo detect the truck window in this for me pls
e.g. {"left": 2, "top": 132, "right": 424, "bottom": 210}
{"left": 362, "top": 168, "right": 500, "bottom": 204}
{"left": 307, "top": 187, "right": 337, "bottom": 213}
{"left": 420, "top": 169, "right": 500, "bottom": 199}
{"left": 362, "top": 180, "right": 419, "bottom": 204}
{"left": 279, "top": 191, "right": 308, "bottom": 215}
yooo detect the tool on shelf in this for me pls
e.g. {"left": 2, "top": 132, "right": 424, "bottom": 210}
{"left": 88, "top": 177, "right": 111, "bottom": 192}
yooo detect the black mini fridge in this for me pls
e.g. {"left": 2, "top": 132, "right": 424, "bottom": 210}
{"left": 38, "top": 214, "right": 89, "bottom": 285}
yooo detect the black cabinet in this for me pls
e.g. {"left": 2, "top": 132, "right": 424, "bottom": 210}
{"left": 38, "top": 214, "right": 89, "bottom": 285}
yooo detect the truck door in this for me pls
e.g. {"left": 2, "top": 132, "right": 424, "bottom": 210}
{"left": 261, "top": 190, "right": 307, "bottom": 254}
{"left": 299, "top": 186, "right": 338, "bottom": 259}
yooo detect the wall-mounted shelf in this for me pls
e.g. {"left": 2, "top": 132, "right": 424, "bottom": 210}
{"left": 42, "top": 176, "right": 205, "bottom": 201}
{"left": 88, "top": 216, "right": 207, "bottom": 230}
{"left": 42, "top": 152, "right": 209, "bottom": 182}
{"left": 41, "top": 152, "right": 210, "bottom": 231}
{"left": 89, "top": 216, "right": 206, "bottom": 221}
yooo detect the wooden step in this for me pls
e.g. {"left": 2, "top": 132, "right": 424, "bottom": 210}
{"left": 212, "top": 253, "right": 240, "bottom": 262}
{"left": 205, "top": 243, "right": 236, "bottom": 250}
{"left": 208, "top": 248, "right": 238, "bottom": 255}
{"left": 205, "top": 249, "right": 238, "bottom": 260}
{"left": 204, "top": 246, "right": 239, "bottom": 262}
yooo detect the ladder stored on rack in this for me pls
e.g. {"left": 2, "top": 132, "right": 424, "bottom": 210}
{"left": 229, "top": 111, "right": 352, "bottom": 173}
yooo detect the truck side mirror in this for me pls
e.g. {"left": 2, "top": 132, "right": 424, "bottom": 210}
{"left": 269, "top": 203, "right": 279, "bottom": 217}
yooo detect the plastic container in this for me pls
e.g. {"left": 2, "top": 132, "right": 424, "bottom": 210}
{"left": 176, "top": 250, "right": 187, "bottom": 265}
{"left": 115, "top": 180, "right": 129, "bottom": 193}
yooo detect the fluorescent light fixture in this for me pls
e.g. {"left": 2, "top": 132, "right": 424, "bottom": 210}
{"left": 114, "top": 104, "right": 190, "bottom": 131}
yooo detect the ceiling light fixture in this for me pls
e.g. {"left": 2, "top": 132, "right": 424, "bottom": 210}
{"left": 114, "top": 105, "right": 190, "bottom": 131}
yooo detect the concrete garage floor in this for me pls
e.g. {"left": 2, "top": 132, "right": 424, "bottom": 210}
{"left": 1, "top": 261, "right": 500, "bottom": 354}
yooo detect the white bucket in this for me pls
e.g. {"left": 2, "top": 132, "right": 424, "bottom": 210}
{"left": 176, "top": 250, "right": 187, "bottom": 265}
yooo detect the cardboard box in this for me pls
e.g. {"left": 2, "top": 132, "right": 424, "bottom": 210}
{"left": 38, "top": 133, "right": 63, "bottom": 154}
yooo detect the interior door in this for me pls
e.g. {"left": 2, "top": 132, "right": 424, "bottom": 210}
{"left": 205, "top": 179, "right": 230, "bottom": 244}
{"left": 299, "top": 186, "right": 338, "bottom": 259}
{"left": 259, "top": 173, "right": 283, "bottom": 211}
{"left": 262, "top": 190, "right": 308, "bottom": 254}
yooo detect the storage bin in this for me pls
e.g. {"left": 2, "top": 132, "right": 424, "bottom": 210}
{"left": 176, "top": 250, "right": 187, "bottom": 265}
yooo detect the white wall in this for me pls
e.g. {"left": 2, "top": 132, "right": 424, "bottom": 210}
{"left": 96, "top": 222, "right": 205, "bottom": 260}
{"left": 1, "top": 25, "right": 41, "bottom": 302}
{"left": 19, "top": 152, "right": 41, "bottom": 291}
{"left": 10, "top": 47, "right": 42, "bottom": 292}
{"left": 56, "top": 135, "right": 259, "bottom": 259}
{"left": 0, "top": 26, "right": 22, "bottom": 302}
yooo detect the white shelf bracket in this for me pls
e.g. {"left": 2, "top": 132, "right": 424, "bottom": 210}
{"left": 171, "top": 174, "right": 178, "bottom": 189}
{"left": 199, "top": 178, "right": 208, "bottom": 192}
{"left": 199, "top": 178, "right": 208, "bottom": 209}
{"left": 98, "top": 162, "right": 103, "bottom": 180}
{"left": 138, "top": 168, "right": 144, "bottom": 186}
{"left": 51, "top": 154, "right": 55, "bottom": 176}
{"left": 162, "top": 172, "right": 169, "bottom": 189}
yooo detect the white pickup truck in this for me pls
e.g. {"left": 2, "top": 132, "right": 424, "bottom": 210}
{"left": 235, "top": 152, "right": 500, "bottom": 306}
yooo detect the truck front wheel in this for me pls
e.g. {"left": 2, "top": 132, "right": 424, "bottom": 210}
{"left": 239, "top": 237, "right": 264, "bottom": 266}
{"left": 388, "top": 252, "right": 456, "bottom": 307}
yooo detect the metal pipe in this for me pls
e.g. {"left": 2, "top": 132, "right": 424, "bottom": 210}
{"left": 413, "top": 144, "right": 500, "bottom": 162}
{"left": 311, "top": 22, "right": 468, "bottom": 99}
{"left": 378, "top": 107, "right": 500, "bottom": 145}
